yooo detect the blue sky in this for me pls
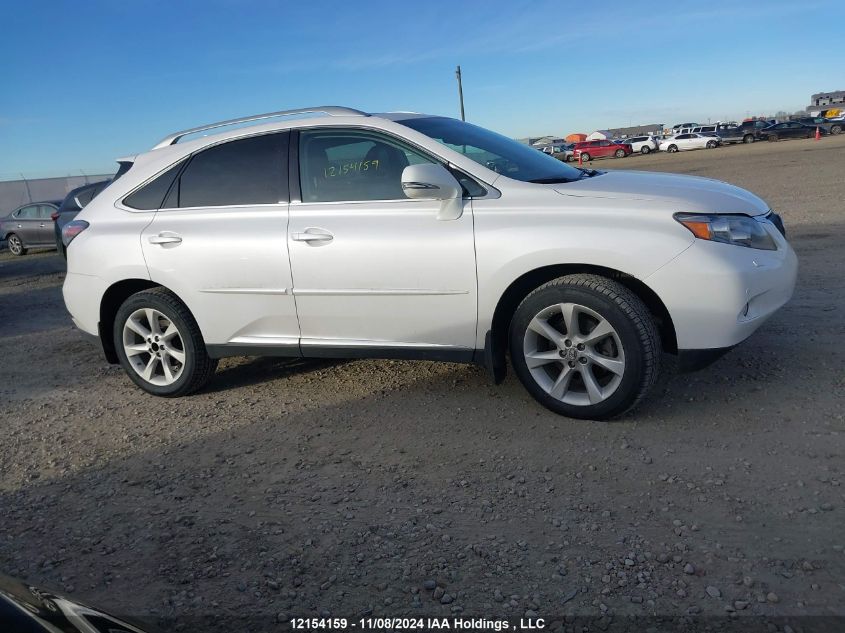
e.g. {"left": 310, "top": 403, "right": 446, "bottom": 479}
{"left": 0, "top": 0, "right": 840, "bottom": 177}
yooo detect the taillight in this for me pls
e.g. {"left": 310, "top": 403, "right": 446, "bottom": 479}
{"left": 62, "top": 220, "right": 89, "bottom": 247}
{"left": 50, "top": 212, "right": 59, "bottom": 221}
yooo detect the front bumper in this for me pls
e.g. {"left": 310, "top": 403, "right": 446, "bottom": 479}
{"left": 646, "top": 226, "right": 797, "bottom": 351}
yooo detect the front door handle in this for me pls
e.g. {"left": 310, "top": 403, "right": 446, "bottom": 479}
{"left": 148, "top": 233, "right": 182, "bottom": 245}
{"left": 291, "top": 229, "right": 333, "bottom": 243}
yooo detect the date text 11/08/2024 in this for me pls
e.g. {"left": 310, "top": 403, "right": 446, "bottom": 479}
{"left": 291, "top": 617, "right": 546, "bottom": 630}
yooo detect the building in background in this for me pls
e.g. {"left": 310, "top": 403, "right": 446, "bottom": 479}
{"left": 0, "top": 173, "right": 114, "bottom": 215}
{"left": 808, "top": 90, "right": 845, "bottom": 116}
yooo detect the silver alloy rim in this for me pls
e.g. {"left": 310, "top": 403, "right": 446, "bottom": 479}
{"left": 122, "top": 308, "right": 186, "bottom": 386}
{"left": 8, "top": 235, "right": 22, "bottom": 255}
{"left": 523, "top": 302, "right": 626, "bottom": 406}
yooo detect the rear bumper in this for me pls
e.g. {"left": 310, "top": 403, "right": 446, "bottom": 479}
{"left": 63, "top": 272, "right": 106, "bottom": 337}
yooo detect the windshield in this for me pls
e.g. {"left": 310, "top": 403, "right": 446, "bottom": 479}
{"left": 399, "top": 116, "right": 584, "bottom": 183}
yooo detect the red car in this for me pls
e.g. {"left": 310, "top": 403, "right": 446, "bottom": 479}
{"left": 573, "top": 139, "right": 632, "bottom": 161}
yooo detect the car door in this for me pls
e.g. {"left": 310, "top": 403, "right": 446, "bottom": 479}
{"left": 139, "top": 131, "right": 300, "bottom": 351}
{"left": 596, "top": 140, "right": 613, "bottom": 157}
{"left": 9, "top": 205, "right": 41, "bottom": 244}
{"left": 34, "top": 205, "right": 55, "bottom": 245}
{"left": 288, "top": 127, "right": 477, "bottom": 355}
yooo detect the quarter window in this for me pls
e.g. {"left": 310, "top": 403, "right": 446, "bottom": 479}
{"left": 124, "top": 160, "right": 186, "bottom": 210}
{"left": 299, "top": 130, "right": 434, "bottom": 203}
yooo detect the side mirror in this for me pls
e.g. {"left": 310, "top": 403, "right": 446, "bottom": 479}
{"left": 401, "top": 163, "right": 464, "bottom": 220}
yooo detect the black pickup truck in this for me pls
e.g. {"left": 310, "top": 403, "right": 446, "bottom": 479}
{"left": 793, "top": 116, "right": 842, "bottom": 135}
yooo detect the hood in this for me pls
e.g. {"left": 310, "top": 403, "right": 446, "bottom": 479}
{"left": 553, "top": 170, "right": 769, "bottom": 215}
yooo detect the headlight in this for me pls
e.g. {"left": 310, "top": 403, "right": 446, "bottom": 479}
{"left": 674, "top": 213, "right": 777, "bottom": 250}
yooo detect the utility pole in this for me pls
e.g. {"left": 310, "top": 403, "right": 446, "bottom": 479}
{"left": 455, "top": 65, "right": 465, "bottom": 121}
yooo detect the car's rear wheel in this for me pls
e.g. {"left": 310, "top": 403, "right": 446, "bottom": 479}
{"left": 580, "top": 152, "right": 591, "bottom": 161}
{"left": 767, "top": 134, "right": 778, "bottom": 142}
{"left": 805, "top": 130, "right": 813, "bottom": 139}
{"left": 641, "top": 146, "right": 651, "bottom": 154}
{"left": 831, "top": 125, "right": 841, "bottom": 135}
{"left": 668, "top": 144, "right": 678, "bottom": 153}
{"left": 743, "top": 134, "right": 754, "bottom": 144}
{"left": 509, "top": 274, "right": 661, "bottom": 420}
{"left": 7, "top": 233, "right": 26, "bottom": 256}
{"left": 114, "top": 288, "right": 217, "bottom": 397}
{"left": 614, "top": 149, "right": 626, "bottom": 158}
{"left": 706, "top": 140, "right": 717, "bottom": 149}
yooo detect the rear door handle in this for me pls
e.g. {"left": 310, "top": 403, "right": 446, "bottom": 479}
{"left": 291, "top": 229, "right": 333, "bottom": 243}
{"left": 148, "top": 233, "right": 182, "bottom": 245}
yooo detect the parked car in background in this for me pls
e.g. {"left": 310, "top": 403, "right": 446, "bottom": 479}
{"left": 554, "top": 143, "right": 576, "bottom": 162}
{"left": 54, "top": 180, "right": 111, "bottom": 257}
{"left": 0, "top": 200, "right": 61, "bottom": 255}
{"left": 62, "top": 105, "right": 796, "bottom": 420}
{"left": 711, "top": 124, "right": 746, "bottom": 144}
{"left": 793, "top": 116, "right": 842, "bottom": 135}
{"left": 735, "top": 120, "right": 775, "bottom": 143}
{"left": 658, "top": 133, "right": 721, "bottom": 153}
{"left": 573, "top": 139, "right": 632, "bottom": 161}
{"left": 758, "top": 121, "right": 826, "bottom": 141}
{"left": 624, "top": 135, "right": 659, "bottom": 154}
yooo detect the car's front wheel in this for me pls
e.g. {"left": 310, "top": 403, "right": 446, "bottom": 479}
{"left": 743, "top": 134, "right": 754, "bottom": 144}
{"left": 831, "top": 125, "right": 841, "bottom": 135}
{"left": 114, "top": 288, "right": 217, "bottom": 397}
{"left": 7, "top": 233, "right": 26, "bottom": 256}
{"left": 667, "top": 144, "right": 678, "bottom": 153}
{"left": 641, "top": 146, "right": 651, "bottom": 154}
{"left": 706, "top": 140, "right": 717, "bottom": 149}
{"left": 614, "top": 149, "right": 626, "bottom": 158}
{"left": 509, "top": 274, "right": 661, "bottom": 420}
{"left": 580, "top": 152, "right": 591, "bottom": 161}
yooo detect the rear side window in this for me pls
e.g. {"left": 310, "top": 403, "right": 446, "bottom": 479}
{"left": 124, "top": 160, "right": 186, "bottom": 210}
{"left": 173, "top": 133, "right": 288, "bottom": 208}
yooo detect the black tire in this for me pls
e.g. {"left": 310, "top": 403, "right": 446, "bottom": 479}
{"left": 580, "top": 152, "right": 591, "bottom": 162}
{"left": 767, "top": 134, "right": 778, "bottom": 142}
{"left": 668, "top": 145, "right": 678, "bottom": 153}
{"left": 805, "top": 131, "right": 813, "bottom": 139}
{"left": 831, "top": 125, "right": 841, "bottom": 135}
{"left": 509, "top": 274, "right": 661, "bottom": 420}
{"left": 614, "top": 149, "right": 626, "bottom": 158}
{"left": 641, "top": 146, "right": 651, "bottom": 155}
{"left": 6, "top": 233, "right": 26, "bottom": 256}
{"left": 706, "top": 140, "right": 717, "bottom": 149}
{"left": 114, "top": 288, "right": 217, "bottom": 397}
{"left": 743, "top": 134, "right": 754, "bottom": 144}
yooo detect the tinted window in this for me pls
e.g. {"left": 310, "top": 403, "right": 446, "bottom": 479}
{"left": 175, "top": 133, "right": 288, "bottom": 208}
{"left": 299, "top": 130, "right": 434, "bottom": 203}
{"left": 37, "top": 205, "right": 54, "bottom": 219}
{"left": 124, "top": 160, "right": 186, "bottom": 210}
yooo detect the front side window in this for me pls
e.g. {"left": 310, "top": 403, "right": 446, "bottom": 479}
{"left": 37, "top": 205, "right": 54, "bottom": 219}
{"left": 399, "top": 116, "right": 584, "bottom": 184}
{"left": 15, "top": 205, "right": 39, "bottom": 219}
{"left": 299, "top": 130, "right": 434, "bottom": 203}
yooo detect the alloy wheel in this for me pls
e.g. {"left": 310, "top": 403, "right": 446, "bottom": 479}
{"left": 122, "top": 308, "right": 186, "bottom": 386}
{"left": 522, "top": 302, "right": 626, "bottom": 406}
{"left": 8, "top": 234, "right": 23, "bottom": 255}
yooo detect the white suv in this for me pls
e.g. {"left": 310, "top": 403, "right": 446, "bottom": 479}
{"left": 62, "top": 106, "right": 797, "bottom": 420}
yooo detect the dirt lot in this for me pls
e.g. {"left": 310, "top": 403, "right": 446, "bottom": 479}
{"left": 1, "top": 136, "right": 843, "bottom": 631}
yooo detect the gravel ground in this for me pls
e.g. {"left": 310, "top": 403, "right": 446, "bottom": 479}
{"left": 1, "top": 136, "right": 843, "bottom": 632}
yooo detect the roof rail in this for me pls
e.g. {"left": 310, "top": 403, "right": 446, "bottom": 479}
{"left": 152, "top": 106, "right": 369, "bottom": 149}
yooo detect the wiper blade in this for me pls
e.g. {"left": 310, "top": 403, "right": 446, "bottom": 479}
{"left": 528, "top": 177, "right": 577, "bottom": 184}
{"left": 579, "top": 168, "right": 601, "bottom": 178}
